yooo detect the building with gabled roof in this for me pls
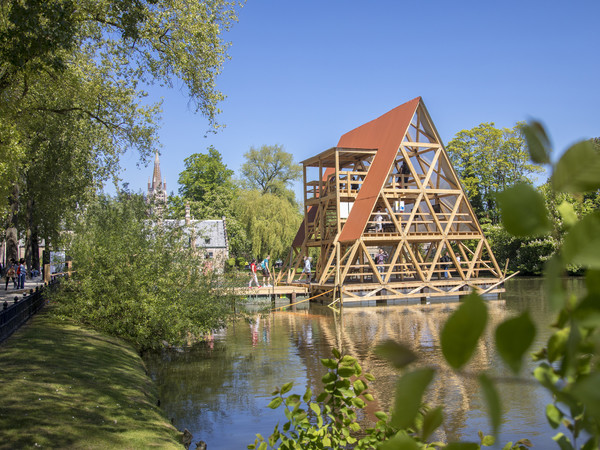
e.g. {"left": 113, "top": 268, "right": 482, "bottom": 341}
{"left": 160, "top": 206, "right": 229, "bottom": 274}
{"left": 280, "top": 97, "right": 506, "bottom": 303}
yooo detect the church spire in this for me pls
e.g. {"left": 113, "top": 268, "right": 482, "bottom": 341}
{"left": 147, "top": 152, "right": 167, "bottom": 205}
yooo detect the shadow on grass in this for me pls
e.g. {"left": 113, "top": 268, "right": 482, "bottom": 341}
{"left": 0, "top": 310, "right": 181, "bottom": 449}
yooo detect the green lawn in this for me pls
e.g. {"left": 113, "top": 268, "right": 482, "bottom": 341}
{"left": 0, "top": 310, "right": 182, "bottom": 449}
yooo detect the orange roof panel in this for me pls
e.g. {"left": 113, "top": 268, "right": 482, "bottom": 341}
{"left": 337, "top": 97, "right": 420, "bottom": 242}
{"left": 292, "top": 97, "right": 421, "bottom": 248}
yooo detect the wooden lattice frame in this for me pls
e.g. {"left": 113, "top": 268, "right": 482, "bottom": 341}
{"left": 280, "top": 99, "right": 505, "bottom": 303}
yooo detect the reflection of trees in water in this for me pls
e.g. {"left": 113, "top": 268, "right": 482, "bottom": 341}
{"left": 143, "top": 317, "right": 300, "bottom": 433}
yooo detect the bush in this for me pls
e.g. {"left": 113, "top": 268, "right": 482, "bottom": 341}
{"left": 51, "top": 193, "right": 238, "bottom": 351}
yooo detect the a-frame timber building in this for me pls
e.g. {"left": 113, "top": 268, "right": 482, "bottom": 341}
{"left": 279, "top": 97, "right": 506, "bottom": 304}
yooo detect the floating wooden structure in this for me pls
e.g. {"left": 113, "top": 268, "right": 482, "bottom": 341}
{"left": 236, "top": 285, "right": 308, "bottom": 299}
{"left": 278, "top": 97, "right": 505, "bottom": 304}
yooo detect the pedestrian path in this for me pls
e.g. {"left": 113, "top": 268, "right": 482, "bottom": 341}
{"left": 0, "top": 276, "right": 46, "bottom": 304}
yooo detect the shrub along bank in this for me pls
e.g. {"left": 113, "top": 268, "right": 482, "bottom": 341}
{"left": 0, "top": 309, "right": 182, "bottom": 449}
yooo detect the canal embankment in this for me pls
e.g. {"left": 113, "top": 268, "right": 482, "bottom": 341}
{"left": 0, "top": 308, "right": 183, "bottom": 449}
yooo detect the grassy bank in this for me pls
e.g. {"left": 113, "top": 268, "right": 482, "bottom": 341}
{"left": 0, "top": 309, "right": 182, "bottom": 449}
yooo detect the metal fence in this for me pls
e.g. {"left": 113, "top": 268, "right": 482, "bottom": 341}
{"left": 0, "top": 286, "right": 47, "bottom": 344}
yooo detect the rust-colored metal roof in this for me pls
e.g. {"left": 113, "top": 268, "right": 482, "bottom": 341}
{"left": 292, "top": 97, "right": 421, "bottom": 248}
{"left": 338, "top": 97, "right": 421, "bottom": 242}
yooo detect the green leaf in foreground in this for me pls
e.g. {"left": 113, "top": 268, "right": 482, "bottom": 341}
{"left": 546, "top": 404, "right": 563, "bottom": 429}
{"left": 497, "top": 183, "right": 551, "bottom": 237}
{"left": 374, "top": 339, "right": 418, "bottom": 368}
{"left": 544, "top": 254, "right": 567, "bottom": 310}
{"left": 378, "top": 432, "right": 420, "bottom": 450}
{"left": 557, "top": 201, "right": 578, "bottom": 229}
{"left": 571, "top": 373, "right": 600, "bottom": 424}
{"left": 391, "top": 368, "right": 435, "bottom": 429}
{"left": 521, "top": 121, "right": 551, "bottom": 164}
{"left": 495, "top": 312, "right": 536, "bottom": 373}
{"left": 553, "top": 432, "right": 575, "bottom": 450}
{"left": 441, "top": 292, "right": 488, "bottom": 369}
{"left": 553, "top": 140, "right": 600, "bottom": 193}
{"left": 562, "top": 211, "right": 600, "bottom": 270}
{"left": 479, "top": 373, "right": 501, "bottom": 436}
{"left": 445, "top": 443, "right": 480, "bottom": 450}
{"left": 421, "top": 406, "right": 443, "bottom": 441}
{"left": 267, "top": 397, "right": 282, "bottom": 409}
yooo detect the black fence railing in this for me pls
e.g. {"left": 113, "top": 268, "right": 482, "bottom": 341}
{"left": 0, "top": 284, "right": 50, "bottom": 344}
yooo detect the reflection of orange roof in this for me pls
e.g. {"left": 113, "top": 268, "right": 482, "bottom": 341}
{"left": 293, "top": 97, "right": 421, "bottom": 247}
{"left": 338, "top": 97, "right": 420, "bottom": 242}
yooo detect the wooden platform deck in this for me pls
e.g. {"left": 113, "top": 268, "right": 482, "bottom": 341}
{"left": 235, "top": 276, "right": 507, "bottom": 306}
{"left": 305, "top": 277, "right": 505, "bottom": 304}
{"left": 235, "top": 285, "right": 309, "bottom": 298}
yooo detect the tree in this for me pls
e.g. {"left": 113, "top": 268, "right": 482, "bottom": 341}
{"left": 446, "top": 122, "right": 543, "bottom": 223}
{"left": 53, "top": 192, "right": 238, "bottom": 351}
{"left": 0, "top": 0, "right": 241, "bottom": 263}
{"left": 240, "top": 144, "right": 301, "bottom": 203}
{"left": 174, "top": 146, "right": 236, "bottom": 219}
{"left": 232, "top": 190, "right": 302, "bottom": 260}
{"left": 1, "top": 0, "right": 238, "bottom": 123}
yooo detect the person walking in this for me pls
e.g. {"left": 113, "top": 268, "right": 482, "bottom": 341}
{"left": 261, "top": 255, "right": 272, "bottom": 287}
{"left": 302, "top": 256, "right": 312, "bottom": 283}
{"left": 5, "top": 259, "right": 16, "bottom": 290}
{"left": 248, "top": 259, "right": 260, "bottom": 288}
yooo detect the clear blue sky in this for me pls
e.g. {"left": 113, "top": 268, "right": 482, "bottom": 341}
{"left": 116, "top": 0, "right": 600, "bottom": 200}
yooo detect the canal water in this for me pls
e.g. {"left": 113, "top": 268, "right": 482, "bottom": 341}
{"left": 144, "top": 277, "right": 583, "bottom": 449}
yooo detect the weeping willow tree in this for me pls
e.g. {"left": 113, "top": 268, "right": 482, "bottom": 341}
{"left": 232, "top": 190, "right": 302, "bottom": 261}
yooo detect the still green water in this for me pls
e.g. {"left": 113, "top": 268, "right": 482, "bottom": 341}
{"left": 144, "top": 277, "right": 583, "bottom": 449}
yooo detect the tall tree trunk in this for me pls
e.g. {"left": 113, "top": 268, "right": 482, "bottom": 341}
{"left": 31, "top": 229, "right": 40, "bottom": 271}
{"left": 6, "top": 184, "right": 19, "bottom": 264}
{"left": 25, "top": 196, "right": 35, "bottom": 270}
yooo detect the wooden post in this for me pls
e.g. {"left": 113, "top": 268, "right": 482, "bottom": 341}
{"left": 420, "top": 287, "right": 428, "bottom": 304}
{"left": 44, "top": 263, "right": 51, "bottom": 283}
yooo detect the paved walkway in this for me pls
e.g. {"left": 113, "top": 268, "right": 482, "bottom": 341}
{"left": 0, "top": 276, "right": 46, "bottom": 304}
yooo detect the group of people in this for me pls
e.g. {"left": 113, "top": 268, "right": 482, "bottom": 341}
{"left": 246, "top": 248, "right": 457, "bottom": 287}
{"left": 248, "top": 255, "right": 272, "bottom": 288}
{"left": 4, "top": 258, "right": 27, "bottom": 290}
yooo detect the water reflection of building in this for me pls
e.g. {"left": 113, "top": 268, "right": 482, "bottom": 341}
{"left": 276, "top": 300, "right": 524, "bottom": 442}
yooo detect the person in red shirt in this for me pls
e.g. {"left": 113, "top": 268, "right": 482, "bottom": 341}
{"left": 248, "top": 259, "right": 260, "bottom": 288}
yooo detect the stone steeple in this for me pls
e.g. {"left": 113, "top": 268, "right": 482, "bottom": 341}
{"left": 148, "top": 152, "right": 167, "bottom": 203}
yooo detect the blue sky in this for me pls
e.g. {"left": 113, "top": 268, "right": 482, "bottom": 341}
{"left": 117, "top": 0, "right": 600, "bottom": 200}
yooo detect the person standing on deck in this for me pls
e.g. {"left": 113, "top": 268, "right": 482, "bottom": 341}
{"left": 302, "top": 256, "right": 312, "bottom": 284}
{"left": 375, "top": 209, "right": 384, "bottom": 232}
{"left": 441, "top": 252, "right": 451, "bottom": 279}
{"left": 375, "top": 248, "right": 388, "bottom": 276}
{"left": 261, "top": 255, "right": 272, "bottom": 287}
{"left": 249, "top": 259, "right": 260, "bottom": 288}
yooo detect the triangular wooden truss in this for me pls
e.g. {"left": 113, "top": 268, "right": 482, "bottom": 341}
{"left": 280, "top": 98, "right": 505, "bottom": 303}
